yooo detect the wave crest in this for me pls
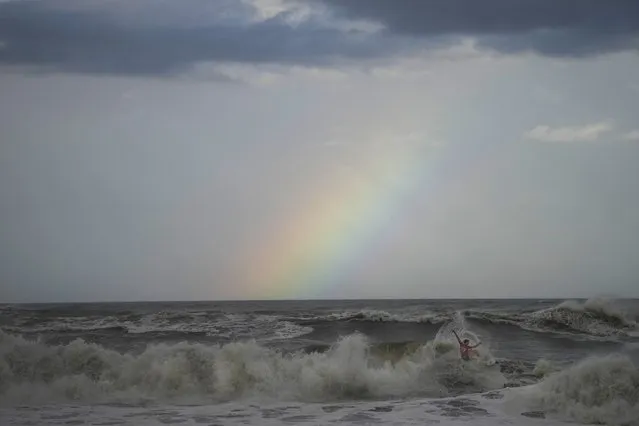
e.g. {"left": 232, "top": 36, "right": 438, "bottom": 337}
{"left": 465, "top": 298, "right": 636, "bottom": 338}
{"left": 528, "top": 298, "right": 636, "bottom": 337}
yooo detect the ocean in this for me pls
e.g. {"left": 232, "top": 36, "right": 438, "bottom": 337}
{"left": 1, "top": 298, "right": 638, "bottom": 426}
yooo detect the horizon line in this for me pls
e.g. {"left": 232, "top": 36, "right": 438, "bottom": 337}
{"left": 3, "top": 295, "right": 636, "bottom": 305}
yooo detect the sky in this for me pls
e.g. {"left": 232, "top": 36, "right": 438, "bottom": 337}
{"left": 1, "top": 0, "right": 639, "bottom": 302}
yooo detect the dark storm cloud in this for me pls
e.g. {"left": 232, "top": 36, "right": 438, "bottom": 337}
{"left": 0, "top": 0, "right": 638, "bottom": 76}
{"left": 0, "top": 1, "right": 402, "bottom": 75}
{"left": 319, "top": 0, "right": 639, "bottom": 57}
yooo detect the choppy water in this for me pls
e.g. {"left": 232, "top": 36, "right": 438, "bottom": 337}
{"left": 1, "top": 298, "right": 638, "bottom": 425}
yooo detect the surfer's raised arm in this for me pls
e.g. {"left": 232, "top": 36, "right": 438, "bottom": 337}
{"left": 452, "top": 330, "right": 462, "bottom": 344}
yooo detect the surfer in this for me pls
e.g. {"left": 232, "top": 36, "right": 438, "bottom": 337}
{"left": 452, "top": 330, "right": 481, "bottom": 361}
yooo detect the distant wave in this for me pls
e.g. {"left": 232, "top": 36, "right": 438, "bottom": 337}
{"left": 309, "top": 309, "right": 446, "bottom": 324}
{"left": 3, "top": 312, "right": 313, "bottom": 342}
{"left": 307, "top": 298, "right": 637, "bottom": 339}
{"left": 526, "top": 298, "right": 636, "bottom": 336}
{"left": 467, "top": 298, "right": 637, "bottom": 338}
{"left": 3, "top": 316, "right": 131, "bottom": 334}
{"left": 3, "top": 298, "right": 636, "bottom": 343}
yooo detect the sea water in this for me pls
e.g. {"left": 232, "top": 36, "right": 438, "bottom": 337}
{"left": 1, "top": 298, "right": 638, "bottom": 425}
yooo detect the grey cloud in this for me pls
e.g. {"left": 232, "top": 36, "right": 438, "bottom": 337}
{"left": 0, "top": 1, "right": 404, "bottom": 75}
{"left": 319, "top": 0, "right": 639, "bottom": 56}
{"left": 1, "top": 0, "right": 638, "bottom": 77}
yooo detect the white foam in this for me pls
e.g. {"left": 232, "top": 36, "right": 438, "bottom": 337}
{"left": 509, "top": 354, "right": 639, "bottom": 426}
{"left": 0, "top": 330, "right": 506, "bottom": 406}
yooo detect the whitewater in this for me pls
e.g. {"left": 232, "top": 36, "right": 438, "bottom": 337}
{"left": 1, "top": 298, "right": 638, "bottom": 425}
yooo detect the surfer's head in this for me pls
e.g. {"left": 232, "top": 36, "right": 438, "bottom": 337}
{"left": 463, "top": 339, "right": 469, "bottom": 345}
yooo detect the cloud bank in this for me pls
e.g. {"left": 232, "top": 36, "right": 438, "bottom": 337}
{"left": 0, "top": 0, "right": 638, "bottom": 76}
{"left": 320, "top": 0, "right": 639, "bottom": 57}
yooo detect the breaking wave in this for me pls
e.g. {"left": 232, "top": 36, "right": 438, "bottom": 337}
{"left": 0, "top": 330, "right": 506, "bottom": 406}
{"left": 523, "top": 354, "right": 639, "bottom": 426}
{"left": 522, "top": 298, "right": 635, "bottom": 337}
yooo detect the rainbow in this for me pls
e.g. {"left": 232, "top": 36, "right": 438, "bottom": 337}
{"left": 243, "top": 137, "right": 446, "bottom": 299}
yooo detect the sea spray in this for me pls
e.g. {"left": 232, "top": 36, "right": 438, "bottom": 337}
{"left": 433, "top": 311, "right": 496, "bottom": 366}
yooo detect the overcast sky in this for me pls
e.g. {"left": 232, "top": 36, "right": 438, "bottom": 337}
{"left": 1, "top": 0, "right": 639, "bottom": 302}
